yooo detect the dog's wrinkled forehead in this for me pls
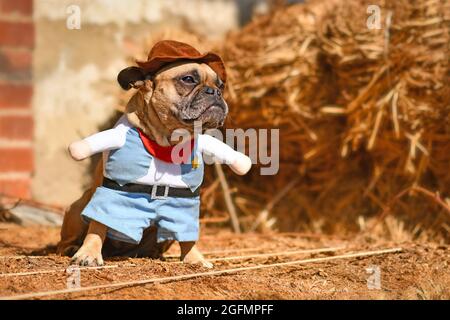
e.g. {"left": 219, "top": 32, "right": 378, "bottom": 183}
{"left": 153, "top": 62, "right": 222, "bottom": 88}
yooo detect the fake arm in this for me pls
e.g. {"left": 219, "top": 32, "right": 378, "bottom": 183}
{"left": 68, "top": 121, "right": 129, "bottom": 161}
{"left": 198, "top": 134, "right": 252, "bottom": 175}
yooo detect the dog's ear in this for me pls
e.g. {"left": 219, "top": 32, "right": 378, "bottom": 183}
{"left": 117, "top": 66, "right": 146, "bottom": 90}
{"left": 125, "top": 79, "right": 154, "bottom": 113}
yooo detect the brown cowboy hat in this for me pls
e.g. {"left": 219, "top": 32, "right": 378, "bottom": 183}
{"left": 136, "top": 40, "right": 227, "bottom": 83}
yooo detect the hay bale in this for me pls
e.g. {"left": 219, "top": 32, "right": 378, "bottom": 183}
{"left": 212, "top": 0, "right": 450, "bottom": 240}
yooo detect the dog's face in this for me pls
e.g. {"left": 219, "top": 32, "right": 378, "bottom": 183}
{"left": 152, "top": 62, "right": 228, "bottom": 130}
{"left": 119, "top": 62, "right": 228, "bottom": 134}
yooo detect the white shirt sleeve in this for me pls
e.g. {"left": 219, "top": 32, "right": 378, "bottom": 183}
{"left": 197, "top": 134, "right": 240, "bottom": 164}
{"left": 83, "top": 116, "right": 129, "bottom": 154}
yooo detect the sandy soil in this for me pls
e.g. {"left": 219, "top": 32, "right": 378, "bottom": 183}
{"left": 0, "top": 223, "right": 448, "bottom": 300}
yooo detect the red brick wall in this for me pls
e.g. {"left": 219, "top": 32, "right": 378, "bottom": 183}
{"left": 0, "top": 0, "right": 34, "bottom": 198}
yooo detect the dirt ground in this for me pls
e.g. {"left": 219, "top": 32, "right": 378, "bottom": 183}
{"left": 0, "top": 222, "right": 448, "bottom": 300}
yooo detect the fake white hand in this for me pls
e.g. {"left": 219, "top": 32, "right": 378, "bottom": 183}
{"left": 229, "top": 153, "right": 252, "bottom": 175}
{"left": 69, "top": 140, "right": 92, "bottom": 161}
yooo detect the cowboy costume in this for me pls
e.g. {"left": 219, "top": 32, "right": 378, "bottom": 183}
{"left": 80, "top": 41, "right": 247, "bottom": 245}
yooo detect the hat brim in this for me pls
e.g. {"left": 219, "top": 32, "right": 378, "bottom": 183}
{"left": 136, "top": 52, "right": 227, "bottom": 83}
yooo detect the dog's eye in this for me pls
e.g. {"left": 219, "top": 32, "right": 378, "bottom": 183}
{"left": 181, "top": 75, "right": 196, "bottom": 84}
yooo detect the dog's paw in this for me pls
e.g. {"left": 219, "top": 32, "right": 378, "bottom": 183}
{"left": 198, "top": 259, "right": 214, "bottom": 269}
{"left": 71, "top": 246, "right": 104, "bottom": 267}
{"left": 182, "top": 257, "right": 214, "bottom": 269}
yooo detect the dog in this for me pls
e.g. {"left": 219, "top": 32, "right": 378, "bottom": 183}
{"left": 57, "top": 40, "right": 251, "bottom": 268}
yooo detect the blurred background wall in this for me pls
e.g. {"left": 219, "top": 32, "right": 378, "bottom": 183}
{"left": 0, "top": 0, "right": 34, "bottom": 199}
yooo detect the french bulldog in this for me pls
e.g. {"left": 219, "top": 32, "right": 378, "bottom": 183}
{"left": 59, "top": 59, "right": 251, "bottom": 268}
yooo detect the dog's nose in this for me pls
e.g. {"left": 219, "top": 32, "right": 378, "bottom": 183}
{"left": 205, "top": 86, "right": 215, "bottom": 94}
{"left": 204, "top": 86, "right": 220, "bottom": 96}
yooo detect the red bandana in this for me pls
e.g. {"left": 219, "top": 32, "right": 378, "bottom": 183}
{"left": 137, "top": 128, "right": 194, "bottom": 164}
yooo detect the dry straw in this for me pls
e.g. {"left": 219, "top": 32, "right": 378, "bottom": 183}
{"left": 204, "top": 0, "right": 449, "bottom": 241}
